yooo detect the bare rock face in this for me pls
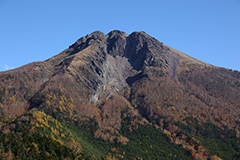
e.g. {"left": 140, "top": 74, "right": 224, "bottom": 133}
{"left": 56, "top": 30, "right": 183, "bottom": 105}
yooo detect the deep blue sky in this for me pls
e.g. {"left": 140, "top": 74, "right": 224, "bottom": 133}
{"left": 0, "top": 0, "right": 240, "bottom": 71}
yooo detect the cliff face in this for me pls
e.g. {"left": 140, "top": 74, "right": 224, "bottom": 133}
{"left": 0, "top": 30, "right": 240, "bottom": 159}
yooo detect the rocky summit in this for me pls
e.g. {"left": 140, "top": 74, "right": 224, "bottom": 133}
{"left": 0, "top": 30, "right": 240, "bottom": 159}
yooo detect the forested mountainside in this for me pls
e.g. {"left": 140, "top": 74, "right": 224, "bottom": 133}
{"left": 0, "top": 30, "right": 239, "bottom": 159}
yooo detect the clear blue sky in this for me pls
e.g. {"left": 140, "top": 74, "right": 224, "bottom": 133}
{"left": 0, "top": 0, "right": 240, "bottom": 71}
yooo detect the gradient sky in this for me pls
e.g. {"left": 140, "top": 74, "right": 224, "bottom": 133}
{"left": 0, "top": 0, "right": 240, "bottom": 71}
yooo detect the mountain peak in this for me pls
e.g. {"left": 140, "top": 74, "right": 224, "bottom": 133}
{"left": 59, "top": 30, "right": 192, "bottom": 80}
{"left": 88, "top": 30, "right": 106, "bottom": 40}
{"left": 107, "top": 30, "right": 128, "bottom": 37}
{"left": 130, "top": 31, "right": 149, "bottom": 37}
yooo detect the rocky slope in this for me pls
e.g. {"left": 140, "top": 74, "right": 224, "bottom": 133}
{"left": 0, "top": 30, "right": 240, "bottom": 159}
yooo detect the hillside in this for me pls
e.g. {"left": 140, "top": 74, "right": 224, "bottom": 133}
{"left": 0, "top": 30, "right": 239, "bottom": 159}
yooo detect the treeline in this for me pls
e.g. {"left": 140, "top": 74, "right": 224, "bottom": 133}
{"left": 175, "top": 117, "right": 240, "bottom": 160}
{"left": 116, "top": 124, "right": 194, "bottom": 159}
{"left": 195, "top": 136, "right": 240, "bottom": 160}
{"left": 176, "top": 116, "right": 236, "bottom": 138}
{"left": 0, "top": 132, "right": 90, "bottom": 160}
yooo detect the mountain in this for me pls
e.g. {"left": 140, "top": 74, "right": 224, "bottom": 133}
{"left": 0, "top": 30, "right": 240, "bottom": 159}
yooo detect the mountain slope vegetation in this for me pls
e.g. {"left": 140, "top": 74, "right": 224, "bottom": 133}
{"left": 0, "top": 30, "right": 239, "bottom": 159}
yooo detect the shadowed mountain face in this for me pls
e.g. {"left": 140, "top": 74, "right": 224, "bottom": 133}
{"left": 0, "top": 30, "right": 240, "bottom": 159}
